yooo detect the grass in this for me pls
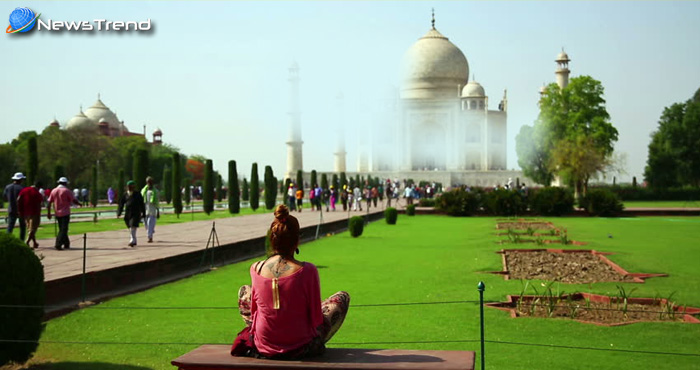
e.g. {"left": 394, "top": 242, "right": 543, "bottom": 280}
{"left": 26, "top": 216, "right": 700, "bottom": 369}
{"left": 623, "top": 200, "right": 700, "bottom": 208}
{"left": 31, "top": 207, "right": 271, "bottom": 240}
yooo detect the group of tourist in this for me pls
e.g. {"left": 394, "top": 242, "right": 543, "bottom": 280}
{"left": 4, "top": 172, "right": 161, "bottom": 249}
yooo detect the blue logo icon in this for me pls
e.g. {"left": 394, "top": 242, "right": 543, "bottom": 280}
{"left": 7, "top": 7, "right": 40, "bottom": 34}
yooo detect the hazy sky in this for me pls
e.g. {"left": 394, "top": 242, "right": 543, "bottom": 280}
{"left": 2, "top": 1, "right": 699, "bottom": 182}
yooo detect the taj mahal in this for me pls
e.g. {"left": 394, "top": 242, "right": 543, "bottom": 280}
{"left": 285, "top": 15, "right": 556, "bottom": 187}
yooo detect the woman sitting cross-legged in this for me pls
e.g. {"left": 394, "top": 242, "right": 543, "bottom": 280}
{"left": 232, "top": 204, "right": 350, "bottom": 360}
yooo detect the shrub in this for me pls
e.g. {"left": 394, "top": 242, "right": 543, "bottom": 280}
{"left": 529, "top": 187, "right": 574, "bottom": 216}
{"left": 435, "top": 189, "right": 481, "bottom": 216}
{"left": 0, "top": 233, "right": 45, "bottom": 366}
{"left": 579, "top": 188, "right": 624, "bottom": 217}
{"left": 348, "top": 216, "right": 364, "bottom": 237}
{"left": 385, "top": 207, "right": 398, "bottom": 224}
{"left": 484, "top": 189, "right": 526, "bottom": 216}
{"left": 406, "top": 204, "right": 416, "bottom": 216}
{"left": 418, "top": 198, "right": 436, "bottom": 207}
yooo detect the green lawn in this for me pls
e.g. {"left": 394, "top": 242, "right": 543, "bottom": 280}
{"left": 29, "top": 216, "right": 700, "bottom": 369}
{"left": 623, "top": 200, "right": 700, "bottom": 208}
{"left": 32, "top": 207, "right": 271, "bottom": 240}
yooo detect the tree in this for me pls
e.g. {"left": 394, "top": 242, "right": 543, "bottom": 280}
{"left": 162, "top": 166, "right": 172, "bottom": 204}
{"left": 645, "top": 89, "right": 700, "bottom": 187}
{"left": 332, "top": 174, "right": 339, "bottom": 191}
{"left": 321, "top": 173, "right": 328, "bottom": 190}
{"left": 242, "top": 178, "right": 249, "bottom": 201}
{"left": 117, "top": 169, "right": 125, "bottom": 203}
{"left": 264, "top": 165, "right": 276, "bottom": 210}
{"left": 250, "top": 163, "right": 259, "bottom": 211}
{"left": 296, "top": 169, "right": 304, "bottom": 191}
{"left": 517, "top": 76, "right": 618, "bottom": 197}
{"left": 340, "top": 172, "right": 348, "bottom": 189}
{"left": 216, "top": 174, "right": 223, "bottom": 202}
{"left": 132, "top": 149, "right": 150, "bottom": 190}
{"left": 90, "top": 165, "right": 98, "bottom": 207}
{"left": 53, "top": 164, "right": 65, "bottom": 186}
{"left": 228, "top": 160, "right": 240, "bottom": 214}
{"left": 203, "top": 159, "right": 214, "bottom": 215}
{"left": 310, "top": 170, "right": 317, "bottom": 187}
{"left": 515, "top": 124, "right": 555, "bottom": 186}
{"left": 26, "top": 136, "right": 38, "bottom": 185}
{"left": 172, "top": 153, "right": 182, "bottom": 217}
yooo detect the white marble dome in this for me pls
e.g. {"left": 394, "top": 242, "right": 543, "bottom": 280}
{"left": 401, "top": 27, "right": 469, "bottom": 99}
{"left": 556, "top": 51, "right": 570, "bottom": 61}
{"left": 66, "top": 109, "right": 95, "bottom": 130}
{"left": 462, "top": 80, "right": 485, "bottom": 97}
{"left": 83, "top": 97, "right": 121, "bottom": 130}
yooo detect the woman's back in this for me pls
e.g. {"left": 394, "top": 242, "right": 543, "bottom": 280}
{"left": 250, "top": 259, "right": 323, "bottom": 357}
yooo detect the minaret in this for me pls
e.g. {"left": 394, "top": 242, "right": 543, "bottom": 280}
{"left": 555, "top": 49, "right": 571, "bottom": 89}
{"left": 333, "top": 92, "right": 347, "bottom": 173}
{"left": 286, "top": 62, "right": 304, "bottom": 180}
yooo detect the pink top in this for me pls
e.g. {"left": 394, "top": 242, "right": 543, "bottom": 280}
{"left": 250, "top": 262, "right": 323, "bottom": 357}
{"left": 48, "top": 185, "right": 76, "bottom": 217}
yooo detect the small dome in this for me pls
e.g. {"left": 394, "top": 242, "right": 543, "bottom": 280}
{"left": 98, "top": 117, "right": 109, "bottom": 126}
{"left": 556, "top": 51, "right": 570, "bottom": 62}
{"left": 462, "top": 80, "right": 485, "bottom": 97}
{"left": 49, "top": 118, "right": 59, "bottom": 127}
{"left": 66, "top": 109, "right": 95, "bottom": 131}
{"left": 84, "top": 96, "right": 121, "bottom": 130}
{"left": 153, "top": 128, "right": 162, "bottom": 135}
{"left": 539, "top": 85, "right": 547, "bottom": 94}
{"left": 401, "top": 27, "right": 469, "bottom": 99}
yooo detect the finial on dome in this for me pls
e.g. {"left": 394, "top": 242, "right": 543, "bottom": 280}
{"left": 79, "top": 104, "right": 83, "bottom": 112}
{"left": 98, "top": 92, "right": 101, "bottom": 100}
{"left": 431, "top": 8, "right": 435, "bottom": 29}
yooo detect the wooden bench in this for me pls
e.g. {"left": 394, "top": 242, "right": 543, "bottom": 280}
{"left": 172, "top": 345, "right": 475, "bottom": 370}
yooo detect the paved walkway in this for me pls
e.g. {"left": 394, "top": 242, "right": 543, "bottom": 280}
{"left": 37, "top": 205, "right": 388, "bottom": 282}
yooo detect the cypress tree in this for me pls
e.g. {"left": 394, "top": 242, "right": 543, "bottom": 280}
{"left": 132, "top": 149, "right": 149, "bottom": 190}
{"left": 27, "top": 136, "right": 38, "bottom": 185}
{"left": 242, "top": 178, "right": 249, "bottom": 201}
{"left": 117, "top": 169, "right": 125, "bottom": 204}
{"left": 216, "top": 173, "right": 223, "bottom": 202}
{"left": 332, "top": 174, "right": 339, "bottom": 190}
{"left": 296, "top": 169, "right": 304, "bottom": 192}
{"left": 203, "top": 159, "right": 214, "bottom": 215}
{"left": 90, "top": 165, "right": 98, "bottom": 207}
{"left": 355, "top": 174, "right": 361, "bottom": 188}
{"left": 264, "top": 165, "right": 276, "bottom": 210}
{"left": 53, "top": 164, "right": 65, "bottom": 185}
{"left": 340, "top": 172, "right": 347, "bottom": 189}
{"left": 284, "top": 178, "right": 291, "bottom": 193}
{"left": 321, "top": 173, "right": 329, "bottom": 190}
{"left": 172, "top": 153, "right": 182, "bottom": 217}
{"left": 228, "top": 160, "right": 240, "bottom": 214}
{"left": 310, "top": 170, "right": 317, "bottom": 187}
{"left": 163, "top": 166, "right": 172, "bottom": 204}
{"left": 250, "top": 163, "right": 259, "bottom": 211}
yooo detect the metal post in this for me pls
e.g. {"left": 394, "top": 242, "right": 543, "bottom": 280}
{"left": 210, "top": 222, "right": 215, "bottom": 269}
{"left": 478, "top": 281, "right": 486, "bottom": 370}
{"left": 315, "top": 206, "right": 323, "bottom": 240}
{"left": 81, "top": 233, "right": 87, "bottom": 302}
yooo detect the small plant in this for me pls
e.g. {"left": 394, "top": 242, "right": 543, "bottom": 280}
{"left": 516, "top": 280, "right": 530, "bottom": 314}
{"left": 526, "top": 226, "right": 535, "bottom": 236}
{"left": 559, "top": 229, "right": 569, "bottom": 245}
{"left": 384, "top": 207, "right": 398, "bottom": 225}
{"left": 406, "top": 204, "right": 416, "bottom": 216}
{"left": 348, "top": 216, "right": 364, "bottom": 238}
{"left": 540, "top": 281, "right": 559, "bottom": 317}
{"left": 566, "top": 294, "right": 580, "bottom": 319}
{"left": 535, "top": 236, "right": 545, "bottom": 246}
{"left": 662, "top": 292, "right": 677, "bottom": 320}
{"left": 616, "top": 285, "right": 637, "bottom": 319}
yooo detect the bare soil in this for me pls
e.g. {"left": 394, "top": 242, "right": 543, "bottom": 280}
{"left": 504, "top": 250, "right": 636, "bottom": 284}
{"left": 489, "top": 294, "right": 700, "bottom": 326}
{"left": 496, "top": 221, "right": 555, "bottom": 230}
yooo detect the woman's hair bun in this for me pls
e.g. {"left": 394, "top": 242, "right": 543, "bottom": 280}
{"left": 274, "top": 204, "right": 290, "bottom": 220}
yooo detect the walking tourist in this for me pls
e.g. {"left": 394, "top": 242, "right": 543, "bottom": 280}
{"left": 81, "top": 187, "right": 89, "bottom": 207}
{"left": 17, "top": 180, "right": 44, "bottom": 248}
{"left": 47, "top": 177, "right": 81, "bottom": 250}
{"left": 3, "top": 172, "right": 26, "bottom": 241}
{"left": 308, "top": 186, "right": 316, "bottom": 211}
{"left": 329, "top": 185, "right": 337, "bottom": 211}
{"left": 232, "top": 204, "right": 349, "bottom": 359}
{"left": 353, "top": 185, "right": 362, "bottom": 211}
{"left": 141, "top": 176, "right": 160, "bottom": 243}
{"left": 295, "top": 186, "right": 303, "bottom": 212}
{"left": 340, "top": 185, "right": 348, "bottom": 211}
{"left": 107, "top": 186, "right": 115, "bottom": 204}
{"left": 118, "top": 180, "right": 145, "bottom": 247}
{"left": 287, "top": 184, "right": 296, "bottom": 211}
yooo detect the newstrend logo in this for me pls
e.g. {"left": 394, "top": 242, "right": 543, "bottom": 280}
{"left": 6, "top": 6, "right": 152, "bottom": 34}
{"left": 6, "top": 7, "right": 40, "bottom": 33}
